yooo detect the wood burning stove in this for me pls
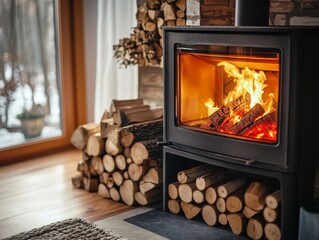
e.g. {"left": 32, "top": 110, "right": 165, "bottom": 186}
{"left": 162, "top": 26, "right": 319, "bottom": 239}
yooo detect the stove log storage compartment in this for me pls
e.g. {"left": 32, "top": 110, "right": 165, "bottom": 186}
{"left": 162, "top": 26, "right": 319, "bottom": 239}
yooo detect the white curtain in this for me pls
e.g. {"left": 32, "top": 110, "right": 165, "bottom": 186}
{"left": 94, "top": 0, "right": 138, "bottom": 122}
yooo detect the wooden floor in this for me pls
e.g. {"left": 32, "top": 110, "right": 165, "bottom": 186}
{"left": 0, "top": 149, "right": 132, "bottom": 239}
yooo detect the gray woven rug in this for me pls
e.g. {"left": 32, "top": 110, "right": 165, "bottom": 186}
{"left": 2, "top": 218, "right": 127, "bottom": 240}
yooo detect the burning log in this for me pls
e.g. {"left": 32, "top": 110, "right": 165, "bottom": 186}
{"left": 231, "top": 103, "right": 265, "bottom": 134}
{"left": 209, "top": 95, "right": 250, "bottom": 127}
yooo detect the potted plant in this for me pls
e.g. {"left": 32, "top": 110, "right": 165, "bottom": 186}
{"left": 16, "top": 105, "right": 46, "bottom": 139}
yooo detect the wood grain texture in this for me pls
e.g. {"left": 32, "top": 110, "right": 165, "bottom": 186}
{"left": 0, "top": 149, "right": 131, "bottom": 238}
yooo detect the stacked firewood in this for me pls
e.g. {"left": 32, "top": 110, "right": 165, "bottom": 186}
{"left": 167, "top": 164, "right": 282, "bottom": 240}
{"left": 113, "top": 0, "right": 186, "bottom": 68}
{"left": 71, "top": 98, "right": 163, "bottom": 206}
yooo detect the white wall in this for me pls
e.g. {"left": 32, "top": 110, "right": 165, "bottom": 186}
{"left": 83, "top": 0, "right": 97, "bottom": 123}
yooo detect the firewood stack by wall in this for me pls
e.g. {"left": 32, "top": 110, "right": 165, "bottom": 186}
{"left": 70, "top": 99, "right": 163, "bottom": 207}
{"left": 167, "top": 165, "right": 282, "bottom": 240}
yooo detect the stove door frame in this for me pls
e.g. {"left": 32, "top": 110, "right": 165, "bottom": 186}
{"left": 163, "top": 27, "right": 302, "bottom": 172}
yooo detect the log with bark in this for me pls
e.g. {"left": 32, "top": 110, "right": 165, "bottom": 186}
{"left": 120, "top": 119, "right": 163, "bottom": 148}
{"left": 264, "top": 222, "right": 281, "bottom": 240}
{"left": 209, "top": 95, "right": 250, "bottom": 127}
{"left": 177, "top": 164, "right": 222, "bottom": 184}
{"left": 227, "top": 213, "right": 247, "bottom": 235}
{"left": 246, "top": 215, "right": 266, "bottom": 240}
{"left": 225, "top": 187, "right": 246, "bottom": 213}
{"left": 217, "top": 177, "right": 248, "bottom": 198}
{"left": 119, "top": 179, "right": 139, "bottom": 206}
{"left": 178, "top": 182, "right": 197, "bottom": 203}
{"left": 142, "top": 167, "right": 162, "bottom": 184}
{"left": 265, "top": 190, "right": 281, "bottom": 210}
{"left": 131, "top": 139, "right": 162, "bottom": 165}
{"left": 98, "top": 183, "right": 110, "bottom": 198}
{"left": 244, "top": 181, "right": 271, "bottom": 211}
{"left": 168, "top": 182, "right": 180, "bottom": 200}
{"left": 202, "top": 204, "right": 219, "bottom": 226}
{"left": 167, "top": 199, "right": 181, "bottom": 214}
{"left": 134, "top": 188, "right": 163, "bottom": 205}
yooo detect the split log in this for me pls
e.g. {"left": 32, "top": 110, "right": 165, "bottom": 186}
{"left": 264, "top": 222, "right": 281, "bottom": 240}
{"left": 91, "top": 156, "right": 104, "bottom": 175}
{"left": 216, "top": 197, "right": 226, "bottom": 213}
{"left": 218, "top": 213, "right": 228, "bottom": 226}
{"left": 98, "top": 183, "right": 110, "bottom": 198}
{"left": 115, "top": 154, "right": 127, "bottom": 171}
{"left": 86, "top": 133, "right": 105, "bottom": 156}
{"left": 209, "top": 95, "right": 250, "bottom": 127}
{"left": 225, "top": 187, "right": 246, "bottom": 213}
{"left": 178, "top": 182, "right": 197, "bottom": 203}
{"left": 246, "top": 215, "right": 266, "bottom": 240}
{"left": 217, "top": 177, "right": 248, "bottom": 198}
{"left": 139, "top": 180, "right": 162, "bottom": 194}
{"left": 100, "top": 118, "right": 117, "bottom": 139}
{"left": 178, "top": 164, "right": 222, "bottom": 184}
{"left": 131, "top": 139, "right": 162, "bottom": 165}
{"left": 265, "top": 190, "right": 281, "bottom": 210}
{"left": 103, "top": 154, "right": 116, "bottom": 173}
{"left": 71, "top": 174, "right": 84, "bottom": 188}
{"left": 106, "top": 127, "right": 122, "bottom": 147}
{"left": 176, "top": 0, "right": 186, "bottom": 11}
{"left": 263, "top": 206, "right": 280, "bottom": 223}
{"left": 243, "top": 206, "right": 259, "bottom": 219}
{"left": 142, "top": 167, "right": 162, "bottom": 184}
{"left": 87, "top": 159, "right": 98, "bottom": 176}
{"left": 105, "top": 138, "right": 123, "bottom": 156}
{"left": 167, "top": 199, "right": 181, "bottom": 214}
{"left": 109, "top": 98, "right": 144, "bottom": 114}
{"left": 128, "top": 163, "right": 149, "bottom": 181}
{"left": 180, "top": 201, "right": 202, "bottom": 220}
{"left": 195, "top": 169, "right": 226, "bottom": 191}
{"left": 202, "top": 204, "right": 219, "bottom": 226}
{"left": 134, "top": 188, "right": 162, "bottom": 205}
{"left": 99, "top": 172, "right": 110, "bottom": 185}
{"left": 109, "top": 187, "right": 121, "bottom": 202}
{"left": 120, "top": 119, "right": 163, "bottom": 148}
{"left": 71, "top": 123, "right": 100, "bottom": 150}
{"left": 227, "top": 213, "right": 247, "bottom": 235}
{"left": 113, "top": 171, "right": 124, "bottom": 186}
{"left": 168, "top": 182, "right": 180, "bottom": 200}
{"left": 193, "top": 190, "right": 205, "bottom": 204}
{"left": 83, "top": 177, "right": 99, "bottom": 192}
{"left": 245, "top": 181, "right": 271, "bottom": 211}
{"left": 231, "top": 103, "right": 265, "bottom": 134}
{"left": 162, "top": 2, "right": 176, "bottom": 21}
{"left": 119, "top": 179, "right": 139, "bottom": 206}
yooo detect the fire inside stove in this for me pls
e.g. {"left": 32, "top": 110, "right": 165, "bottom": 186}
{"left": 177, "top": 45, "right": 280, "bottom": 143}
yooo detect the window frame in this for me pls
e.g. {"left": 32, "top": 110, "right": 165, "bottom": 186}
{"left": 0, "top": 0, "right": 86, "bottom": 165}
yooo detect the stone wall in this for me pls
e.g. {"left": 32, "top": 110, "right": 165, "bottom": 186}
{"left": 187, "top": 0, "right": 319, "bottom": 26}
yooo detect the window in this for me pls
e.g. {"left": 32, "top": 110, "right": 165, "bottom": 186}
{"left": 0, "top": 0, "right": 86, "bottom": 164}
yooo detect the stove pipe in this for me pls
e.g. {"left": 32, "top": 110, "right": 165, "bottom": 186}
{"left": 235, "top": 0, "right": 270, "bottom": 26}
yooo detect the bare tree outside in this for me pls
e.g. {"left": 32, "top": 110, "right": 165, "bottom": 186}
{"left": 0, "top": 0, "right": 62, "bottom": 148}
